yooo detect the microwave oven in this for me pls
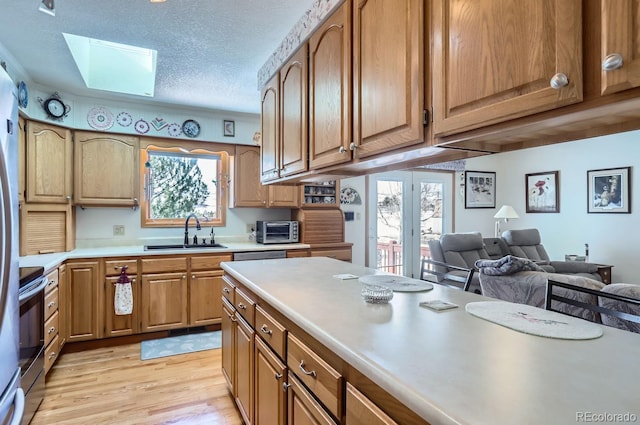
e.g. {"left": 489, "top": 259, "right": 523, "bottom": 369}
{"left": 256, "top": 221, "right": 299, "bottom": 244}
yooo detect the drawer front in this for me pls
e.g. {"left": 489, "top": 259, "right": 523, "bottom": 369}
{"left": 310, "top": 248, "right": 352, "bottom": 262}
{"left": 142, "top": 257, "right": 187, "bottom": 273}
{"left": 255, "top": 305, "right": 287, "bottom": 360}
{"left": 44, "top": 286, "right": 59, "bottom": 321}
{"left": 287, "top": 334, "right": 343, "bottom": 418}
{"left": 221, "top": 276, "right": 236, "bottom": 305}
{"left": 105, "top": 259, "right": 138, "bottom": 276}
{"left": 44, "top": 334, "right": 60, "bottom": 374}
{"left": 235, "top": 287, "right": 256, "bottom": 327}
{"left": 45, "top": 268, "right": 59, "bottom": 294}
{"left": 191, "top": 254, "right": 233, "bottom": 271}
{"left": 44, "top": 310, "right": 59, "bottom": 347}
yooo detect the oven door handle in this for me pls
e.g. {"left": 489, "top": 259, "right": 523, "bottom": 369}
{"left": 18, "top": 277, "right": 48, "bottom": 303}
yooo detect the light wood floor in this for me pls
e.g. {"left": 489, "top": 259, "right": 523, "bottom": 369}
{"left": 31, "top": 343, "right": 243, "bottom": 425}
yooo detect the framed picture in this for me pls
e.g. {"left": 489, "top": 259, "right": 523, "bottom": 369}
{"left": 223, "top": 119, "right": 235, "bottom": 137}
{"left": 587, "top": 166, "right": 631, "bottom": 213}
{"left": 525, "top": 171, "right": 559, "bottom": 213}
{"left": 464, "top": 170, "right": 496, "bottom": 208}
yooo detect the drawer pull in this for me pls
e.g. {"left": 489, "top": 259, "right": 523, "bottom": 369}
{"left": 48, "top": 352, "right": 57, "bottom": 360}
{"left": 282, "top": 382, "right": 291, "bottom": 392}
{"left": 299, "top": 361, "right": 317, "bottom": 378}
{"left": 47, "top": 301, "right": 56, "bottom": 309}
{"left": 260, "top": 324, "right": 272, "bottom": 336}
{"left": 48, "top": 280, "right": 56, "bottom": 286}
{"left": 48, "top": 327, "right": 56, "bottom": 334}
{"left": 223, "top": 287, "right": 230, "bottom": 294}
{"left": 237, "top": 303, "right": 246, "bottom": 310}
{"left": 275, "top": 373, "right": 283, "bottom": 380}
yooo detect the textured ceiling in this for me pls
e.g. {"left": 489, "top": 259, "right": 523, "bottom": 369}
{"left": 0, "top": 0, "right": 314, "bottom": 114}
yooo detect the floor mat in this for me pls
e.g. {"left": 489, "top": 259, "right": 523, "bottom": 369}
{"left": 140, "top": 331, "right": 221, "bottom": 360}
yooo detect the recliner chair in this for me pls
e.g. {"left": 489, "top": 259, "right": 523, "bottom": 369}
{"left": 500, "top": 228, "right": 604, "bottom": 282}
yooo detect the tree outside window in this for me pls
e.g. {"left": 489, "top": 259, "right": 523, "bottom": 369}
{"left": 141, "top": 146, "right": 227, "bottom": 227}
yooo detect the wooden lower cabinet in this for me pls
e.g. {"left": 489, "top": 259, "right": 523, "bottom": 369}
{"left": 66, "top": 261, "right": 102, "bottom": 342}
{"left": 221, "top": 299, "right": 236, "bottom": 393}
{"left": 235, "top": 315, "right": 254, "bottom": 425}
{"left": 189, "top": 270, "right": 223, "bottom": 326}
{"left": 104, "top": 275, "right": 139, "bottom": 337}
{"left": 288, "top": 373, "right": 337, "bottom": 425}
{"left": 57, "top": 264, "right": 67, "bottom": 350}
{"left": 345, "top": 383, "right": 398, "bottom": 425}
{"left": 140, "top": 272, "right": 188, "bottom": 332}
{"left": 255, "top": 337, "right": 287, "bottom": 425}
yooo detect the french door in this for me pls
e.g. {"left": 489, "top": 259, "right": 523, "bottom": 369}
{"left": 367, "top": 170, "right": 453, "bottom": 278}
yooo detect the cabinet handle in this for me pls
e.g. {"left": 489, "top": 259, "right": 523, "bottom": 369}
{"left": 223, "top": 287, "right": 230, "bottom": 294}
{"left": 602, "top": 53, "right": 623, "bottom": 71}
{"left": 182, "top": 275, "right": 186, "bottom": 279}
{"left": 282, "top": 382, "right": 291, "bottom": 392}
{"left": 550, "top": 73, "right": 569, "bottom": 89}
{"left": 338, "top": 146, "right": 346, "bottom": 154}
{"left": 274, "top": 373, "right": 283, "bottom": 380}
{"left": 48, "top": 280, "right": 56, "bottom": 287}
{"left": 237, "top": 303, "right": 246, "bottom": 310}
{"left": 65, "top": 195, "right": 71, "bottom": 201}
{"left": 192, "top": 274, "right": 196, "bottom": 279}
{"left": 349, "top": 142, "right": 357, "bottom": 151}
{"left": 260, "top": 324, "right": 272, "bottom": 336}
{"left": 48, "top": 352, "right": 57, "bottom": 360}
{"left": 48, "top": 327, "right": 56, "bottom": 334}
{"left": 47, "top": 301, "right": 56, "bottom": 309}
{"left": 299, "top": 361, "right": 317, "bottom": 378}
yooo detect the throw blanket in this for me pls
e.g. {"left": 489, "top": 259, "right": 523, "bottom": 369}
{"left": 475, "top": 255, "right": 545, "bottom": 276}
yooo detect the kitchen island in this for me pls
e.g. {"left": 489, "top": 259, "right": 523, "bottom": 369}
{"left": 221, "top": 257, "right": 640, "bottom": 425}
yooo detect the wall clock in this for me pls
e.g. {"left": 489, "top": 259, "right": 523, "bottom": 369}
{"left": 39, "top": 92, "right": 70, "bottom": 120}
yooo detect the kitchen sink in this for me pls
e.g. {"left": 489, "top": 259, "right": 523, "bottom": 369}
{"left": 144, "top": 243, "right": 227, "bottom": 250}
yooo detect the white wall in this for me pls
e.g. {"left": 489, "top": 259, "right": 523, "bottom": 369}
{"left": 458, "top": 129, "right": 640, "bottom": 284}
{"left": 340, "top": 176, "right": 367, "bottom": 266}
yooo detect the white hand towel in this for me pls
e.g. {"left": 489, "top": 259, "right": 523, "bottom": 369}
{"left": 115, "top": 282, "right": 133, "bottom": 315}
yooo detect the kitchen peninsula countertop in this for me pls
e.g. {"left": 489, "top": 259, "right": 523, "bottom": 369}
{"left": 221, "top": 257, "right": 640, "bottom": 425}
{"left": 19, "top": 241, "right": 310, "bottom": 271}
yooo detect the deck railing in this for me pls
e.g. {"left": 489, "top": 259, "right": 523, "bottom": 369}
{"left": 376, "top": 241, "right": 431, "bottom": 274}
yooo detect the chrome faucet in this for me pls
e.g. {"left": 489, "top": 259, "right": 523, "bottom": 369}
{"left": 184, "top": 213, "right": 201, "bottom": 245}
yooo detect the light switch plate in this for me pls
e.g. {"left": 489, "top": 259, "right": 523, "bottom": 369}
{"left": 113, "top": 225, "right": 125, "bottom": 236}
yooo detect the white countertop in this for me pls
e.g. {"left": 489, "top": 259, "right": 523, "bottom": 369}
{"left": 221, "top": 257, "right": 640, "bottom": 425}
{"left": 18, "top": 242, "right": 310, "bottom": 272}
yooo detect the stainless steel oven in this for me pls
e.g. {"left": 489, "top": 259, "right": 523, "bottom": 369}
{"left": 18, "top": 267, "right": 46, "bottom": 425}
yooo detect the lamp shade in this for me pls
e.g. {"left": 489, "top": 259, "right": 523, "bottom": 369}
{"left": 494, "top": 205, "right": 519, "bottom": 219}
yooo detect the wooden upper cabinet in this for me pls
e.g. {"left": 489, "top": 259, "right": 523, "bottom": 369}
{"left": 280, "top": 45, "right": 308, "bottom": 178}
{"left": 267, "top": 185, "right": 298, "bottom": 208}
{"left": 309, "top": 0, "right": 352, "bottom": 170}
{"left": 233, "top": 145, "right": 268, "bottom": 207}
{"left": 352, "top": 0, "right": 425, "bottom": 157}
{"left": 74, "top": 131, "right": 139, "bottom": 207}
{"left": 432, "top": 0, "right": 583, "bottom": 136}
{"left": 261, "top": 73, "right": 280, "bottom": 183}
{"left": 600, "top": 0, "right": 640, "bottom": 95}
{"left": 26, "top": 121, "right": 73, "bottom": 203}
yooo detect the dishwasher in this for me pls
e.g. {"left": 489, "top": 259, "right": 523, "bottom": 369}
{"left": 232, "top": 250, "right": 287, "bottom": 261}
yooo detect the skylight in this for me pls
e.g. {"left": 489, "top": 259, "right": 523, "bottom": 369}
{"left": 63, "top": 33, "right": 157, "bottom": 97}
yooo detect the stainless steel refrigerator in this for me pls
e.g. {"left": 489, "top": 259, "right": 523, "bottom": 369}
{"left": 0, "top": 66, "right": 24, "bottom": 424}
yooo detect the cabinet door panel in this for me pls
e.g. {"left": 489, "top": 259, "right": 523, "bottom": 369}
{"left": 287, "top": 373, "right": 337, "bottom": 425}
{"left": 261, "top": 73, "right": 280, "bottom": 183}
{"left": 309, "top": 1, "right": 352, "bottom": 170}
{"left": 235, "top": 316, "right": 254, "bottom": 425}
{"left": 221, "top": 300, "right": 236, "bottom": 393}
{"left": 233, "top": 146, "right": 268, "bottom": 207}
{"left": 345, "top": 383, "right": 398, "bottom": 425}
{"left": 601, "top": 0, "right": 640, "bottom": 94}
{"left": 280, "top": 45, "right": 308, "bottom": 178}
{"left": 353, "top": 0, "right": 425, "bottom": 156}
{"left": 26, "top": 121, "right": 73, "bottom": 203}
{"left": 141, "top": 273, "right": 188, "bottom": 332}
{"left": 105, "top": 275, "right": 139, "bottom": 337}
{"left": 433, "top": 0, "right": 583, "bottom": 135}
{"left": 255, "top": 337, "right": 287, "bottom": 425}
{"left": 66, "top": 261, "right": 101, "bottom": 342}
{"left": 189, "top": 271, "right": 223, "bottom": 326}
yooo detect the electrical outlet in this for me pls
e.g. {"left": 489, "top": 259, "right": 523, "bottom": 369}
{"left": 113, "top": 225, "right": 125, "bottom": 236}
{"left": 246, "top": 224, "right": 255, "bottom": 233}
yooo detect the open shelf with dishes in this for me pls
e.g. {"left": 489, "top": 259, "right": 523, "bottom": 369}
{"left": 300, "top": 180, "right": 339, "bottom": 207}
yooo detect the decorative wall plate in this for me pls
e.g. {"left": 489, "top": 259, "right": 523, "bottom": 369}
{"left": 134, "top": 119, "right": 150, "bottom": 134}
{"left": 182, "top": 119, "right": 200, "bottom": 138}
{"left": 151, "top": 117, "right": 168, "bottom": 131}
{"left": 87, "top": 106, "right": 114, "bottom": 130}
{"left": 18, "top": 81, "right": 28, "bottom": 108}
{"left": 116, "top": 111, "right": 133, "bottom": 127}
{"left": 167, "top": 123, "right": 182, "bottom": 137}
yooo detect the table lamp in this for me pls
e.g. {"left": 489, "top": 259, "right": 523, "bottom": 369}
{"left": 494, "top": 205, "right": 519, "bottom": 237}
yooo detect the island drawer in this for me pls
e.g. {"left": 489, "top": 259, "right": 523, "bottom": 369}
{"left": 255, "top": 305, "right": 287, "bottom": 359}
{"left": 191, "top": 254, "right": 233, "bottom": 271}
{"left": 44, "top": 310, "right": 59, "bottom": 347}
{"left": 287, "top": 333, "right": 343, "bottom": 419}
{"left": 105, "top": 259, "right": 138, "bottom": 276}
{"left": 141, "top": 257, "right": 187, "bottom": 273}
{"left": 44, "top": 286, "right": 58, "bottom": 321}
{"left": 221, "top": 276, "right": 235, "bottom": 305}
{"left": 235, "top": 288, "right": 255, "bottom": 327}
